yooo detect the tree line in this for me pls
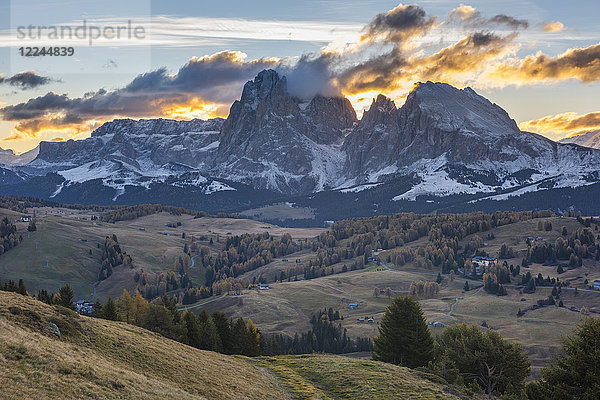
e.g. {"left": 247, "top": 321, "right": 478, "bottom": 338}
{"left": 99, "top": 204, "right": 209, "bottom": 223}
{"left": 0, "top": 217, "right": 22, "bottom": 255}
{"left": 264, "top": 308, "right": 372, "bottom": 355}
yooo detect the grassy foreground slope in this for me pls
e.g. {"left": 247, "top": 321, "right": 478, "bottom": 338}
{"left": 0, "top": 291, "right": 470, "bottom": 400}
{"left": 254, "top": 355, "right": 474, "bottom": 400}
{"left": 0, "top": 291, "right": 286, "bottom": 400}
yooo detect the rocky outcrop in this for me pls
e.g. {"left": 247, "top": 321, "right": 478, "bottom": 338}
{"left": 214, "top": 69, "right": 354, "bottom": 194}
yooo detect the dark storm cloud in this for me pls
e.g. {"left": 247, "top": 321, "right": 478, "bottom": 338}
{"left": 0, "top": 71, "right": 53, "bottom": 89}
{"left": 361, "top": 4, "right": 436, "bottom": 43}
{"left": 488, "top": 14, "right": 529, "bottom": 30}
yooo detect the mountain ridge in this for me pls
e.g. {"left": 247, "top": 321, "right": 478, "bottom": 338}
{"left": 2, "top": 69, "right": 600, "bottom": 216}
{"left": 560, "top": 130, "right": 600, "bottom": 149}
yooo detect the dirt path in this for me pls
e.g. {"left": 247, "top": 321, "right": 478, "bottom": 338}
{"left": 433, "top": 286, "right": 484, "bottom": 322}
{"left": 177, "top": 294, "right": 228, "bottom": 311}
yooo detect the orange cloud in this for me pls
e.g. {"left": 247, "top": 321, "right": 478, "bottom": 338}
{"left": 161, "top": 97, "right": 228, "bottom": 120}
{"left": 489, "top": 43, "right": 600, "bottom": 85}
{"left": 519, "top": 111, "right": 600, "bottom": 140}
{"left": 449, "top": 4, "right": 478, "bottom": 21}
{"left": 542, "top": 21, "right": 565, "bottom": 32}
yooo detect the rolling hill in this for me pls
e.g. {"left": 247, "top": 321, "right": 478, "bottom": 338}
{"left": 0, "top": 291, "right": 472, "bottom": 399}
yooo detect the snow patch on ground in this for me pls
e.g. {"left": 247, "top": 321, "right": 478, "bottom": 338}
{"left": 339, "top": 182, "right": 382, "bottom": 193}
{"left": 203, "top": 180, "right": 236, "bottom": 194}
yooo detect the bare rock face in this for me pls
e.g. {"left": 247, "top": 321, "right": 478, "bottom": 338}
{"left": 304, "top": 95, "right": 357, "bottom": 144}
{"left": 31, "top": 118, "right": 224, "bottom": 172}
{"left": 214, "top": 69, "right": 355, "bottom": 194}
{"left": 342, "top": 94, "right": 399, "bottom": 179}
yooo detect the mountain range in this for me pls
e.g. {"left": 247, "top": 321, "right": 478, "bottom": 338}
{"left": 3, "top": 69, "right": 600, "bottom": 222}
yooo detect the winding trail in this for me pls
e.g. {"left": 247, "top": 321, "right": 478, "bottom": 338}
{"left": 177, "top": 294, "right": 228, "bottom": 311}
{"left": 433, "top": 286, "right": 484, "bottom": 322}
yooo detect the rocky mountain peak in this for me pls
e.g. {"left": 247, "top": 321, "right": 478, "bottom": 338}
{"left": 215, "top": 69, "right": 355, "bottom": 193}
{"left": 360, "top": 94, "right": 397, "bottom": 125}
{"left": 303, "top": 95, "right": 357, "bottom": 144}
{"left": 402, "top": 81, "right": 520, "bottom": 135}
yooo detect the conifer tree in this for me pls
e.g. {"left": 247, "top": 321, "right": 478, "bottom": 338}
{"left": 528, "top": 317, "right": 600, "bottom": 399}
{"left": 183, "top": 311, "right": 202, "bottom": 348}
{"left": 245, "top": 319, "right": 262, "bottom": 356}
{"left": 373, "top": 296, "right": 433, "bottom": 368}
{"left": 17, "top": 279, "right": 27, "bottom": 296}
{"left": 102, "top": 297, "right": 119, "bottom": 320}
{"left": 57, "top": 284, "right": 75, "bottom": 309}
{"left": 212, "top": 311, "right": 232, "bottom": 353}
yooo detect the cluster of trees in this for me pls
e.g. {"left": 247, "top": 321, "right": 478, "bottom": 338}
{"left": 482, "top": 262, "right": 511, "bottom": 295}
{"left": 99, "top": 234, "right": 132, "bottom": 280}
{"left": 147, "top": 210, "right": 563, "bottom": 297}
{"left": 408, "top": 281, "right": 440, "bottom": 298}
{"left": 36, "top": 284, "right": 77, "bottom": 309}
{"left": 373, "top": 296, "right": 530, "bottom": 397}
{"left": 374, "top": 293, "right": 600, "bottom": 397}
{"left": 526, "top": 227, "right": 598, "bottom": 265}
{"left": 0, "top": 195, "right": 102, "bottom": 213}
{"left": 527, "top": 317, "right": 600, "bottom": 398}
{"left": 0, "top": 217, "right": 22, "bottom": 255}
{"left": 89, "top": 288, "right": 371, "bottom": 358}
{"left": 373, "top": 286, "right": 394, "bottom": 298}
{"left": 301, "top": 257, "right": 364, "bottom": 280}
{"left": 264, "top": 308, "right": 372, "bottom": 355}
{"left": 181, "top": 286, "right": 212, "bottom": 305}
{"left": 498, "top": 243, "right": 515, "bottom": 259}
{"left": 196, "top": 232, "right": 303, "bottom": 287}
{"left": 519, "top": 272, "right": 563, "bottom": 294}
{"left": 91, "top": 289, "right": 263, "bottom": 356}
{"left": 99, "top": 204, "right": 208, "bottom": 223}
{"left": 0, "top": 278, "right": 28, "bottom": 296}
{"left": 537, "top": 220, "right": 553, "bottom": 231}
{"left": 135, "top": 269, "right": 193, "bottom": 300}
{"left": 2, "top": 279, "right": 77, "bottom": 310}
{"left": 334, "top": 211, "right": 539, "bottom": 246}
{"left": 323, "top": 212, "right": 549, "bottom": 281}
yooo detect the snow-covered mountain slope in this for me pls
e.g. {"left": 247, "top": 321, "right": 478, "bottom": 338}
{"left": 560, "top": 130, "right": 600, "bottom": 149}
{"left": 0, "top": 146, "right": 39, "bottom": 166}
{"left": 341, "top": 81, "right": 600, "bottom": 200}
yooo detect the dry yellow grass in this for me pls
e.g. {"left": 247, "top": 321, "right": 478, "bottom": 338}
{"left": 0, "top": 291, "right": 287, "bottom": 400}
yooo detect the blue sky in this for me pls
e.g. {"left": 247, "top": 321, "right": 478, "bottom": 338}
{"left": 1, "top": 0, "right": 599, "bottom": 152}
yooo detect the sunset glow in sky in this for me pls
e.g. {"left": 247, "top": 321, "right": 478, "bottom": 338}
{"left": 1, "top": 0, "right": 599, "bottom": 153}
